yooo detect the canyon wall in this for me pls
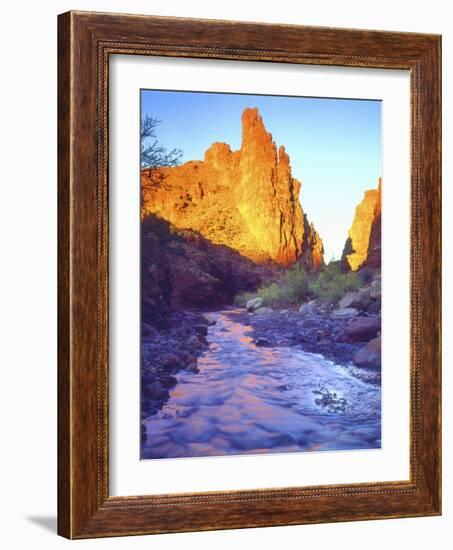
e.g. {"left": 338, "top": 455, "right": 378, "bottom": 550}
{"left": 301, "top": 214, "right": 325, "bottom": 271}
{"left": 142, "top": 108, "right": 323, "bottom": 268}
{"left": 363, "top": 178, "right": 382, "bottom": 269}
{"left": 141, "top": 215, "right": 279, "bottom": 333}
{"left": 342, "top": 178, "right": 382, "bottom": 271}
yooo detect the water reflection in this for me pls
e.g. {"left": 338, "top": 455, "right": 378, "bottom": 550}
{"left": 142, "top": 310, "right": 381, "bottom": 459}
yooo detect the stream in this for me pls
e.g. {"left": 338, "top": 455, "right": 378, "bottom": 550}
{"left": 141, "top": 309, "right": 381, "bottom": 459}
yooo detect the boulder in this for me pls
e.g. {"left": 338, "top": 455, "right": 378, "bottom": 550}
{"left": 339, "top": 288, "right": 372, "bottom": 310}
{"left": 331, "top": 307, "right": 359, "bottom": 319}
{"left": 299, "top": 300, "right": 317, "bottom": 315}
{"left": 317, "top": 338, "right": 331, "bottom": 347}
{"left": 246, "top": 297, "right": 264, "bottom": 312}
{"left": 353, "top": 336, "right": 381, "bottom": 368}
{"left": 338, "top": 292, "right": 361, "bottom": 309}
{"left": 343, "top": 316, "right": 381, "bottom": 343}
{"left": 254, "top": 306, "right": 273, "bottom": 315}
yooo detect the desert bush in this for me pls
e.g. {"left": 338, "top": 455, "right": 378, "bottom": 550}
{"left": 234, "top": 262, "right": 366, "bottom": 309}
{"left": 258, "top": 265, "right": 310, "bottom": 307}
{"left": 308, "top": 263, "right": 362, "bottom": 303}
{"left": 284, "top": 264, "right": 309, "bottom": 296}
{"left": 234, "top": 264, "right": 309, "bottom": 308}
{"left": 257, "top": 282, "right": 288, "bottom": 307}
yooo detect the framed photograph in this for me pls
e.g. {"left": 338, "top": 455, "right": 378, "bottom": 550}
{"left": 58, "top": 11, "right": 441, "bottom": 538}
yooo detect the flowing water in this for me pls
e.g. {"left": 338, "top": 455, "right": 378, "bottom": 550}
{"left": 141, "top": 310, "right": 381, "bottom": 459}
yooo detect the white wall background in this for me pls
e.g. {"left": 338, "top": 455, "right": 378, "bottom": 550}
{"left": 0, "top": 0, "right": 450, "bottom": 548}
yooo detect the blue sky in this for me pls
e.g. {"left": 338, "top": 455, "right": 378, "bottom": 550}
{"left": 141, "top": 90, "right": 382, "bottom": 260}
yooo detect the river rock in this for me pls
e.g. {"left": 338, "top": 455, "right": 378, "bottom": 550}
{"left": 254, "top": 306, "right": 273, "bottom": 315}
{"left": 255, "top": 336, "right": 274, "bottom": 347}
{"left": 176, "top": 350, "right": 194, "bottom": 364}
{"left": 317, "top": 338, "right": 331, "bottom": 347}
{"left": 185, "top": 362, "right": 200, "bottom": 373}
{"left": 186, "top": 334, "right": 201, "bottom": 348}
{"left": 246, "top": 297, "right": 264, "bottom": 312}
{"left": 193, "top": 323, "right": 208, "bottom": 337}
{"left": 331, "top": 307, "right": 359, "bottom": 319}
{"left": 160, "top": 375, "right": 178, "bottom": 389}
{"left": 161, "top": 352, "right": 181, "bottom": 368}
{"left": 299, "top": 300, "right": 317, "bottom": 315}
{"left": 343, "top": 316, "right": 381, "bottom": 343}
{"left": 353, "top": 335, "right": 381, "bottom": 368}
{"left": 170, "top": 325, "right": 190, "bottom": 338}
{"left": 145, "top": 381, "right": 168, "bottom": 399}
{"left": 338, "top": 292, "right": 361, "bottom": 309}
{"left": 313, "top": 387, "right": 348, "bottom": 414}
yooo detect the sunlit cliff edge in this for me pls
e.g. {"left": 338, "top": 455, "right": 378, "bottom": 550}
{"left": 142, "top": 107, "right": 324, "bottom": 269}
{"left": 342, "top": 178, "right": 382, "bottom": 271}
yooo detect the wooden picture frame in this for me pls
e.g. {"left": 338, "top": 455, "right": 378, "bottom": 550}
{"left": 58, "top": 10, "right": 441, "bottom": 539}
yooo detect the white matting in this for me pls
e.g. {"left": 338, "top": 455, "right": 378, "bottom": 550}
{"left": 109, "top": 55, "right": 410, "bottom": 496}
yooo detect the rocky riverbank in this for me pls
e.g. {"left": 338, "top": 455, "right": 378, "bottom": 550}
{"left": 141, "top": 310, "right": 214, "bottom": 426}
{"left": 242, "top": 276, "right": 381, "bottom": 375}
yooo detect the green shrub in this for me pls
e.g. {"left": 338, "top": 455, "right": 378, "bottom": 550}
{"left": 257, "top": 265, "right": 310, "bottom": 307}
{"left": 234, "top": 264, "right": 309, "bottom": 308}
{"left": 307, "top": 263, "right": 362, "bottom": 304}
{"left": 234, "top": 262, "right": 366, "bottom": 309}
{"left": 258, "top": 282, "right": 287, "bottom": 307}
{"left": 283, "top": 264, "right": 309, "bottom": 298}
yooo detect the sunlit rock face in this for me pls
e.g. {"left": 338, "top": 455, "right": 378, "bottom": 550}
{"left": 301, "top": 214, "right": 325, "bottom": 271}
{"left": 364, "top": 178, "right": 382, "bottom": 269}
{"left": 342, "top": 179, "right": 381, "bottom": 271}
{"left": 142, "top": 107, "right": 323, "bottom": 268}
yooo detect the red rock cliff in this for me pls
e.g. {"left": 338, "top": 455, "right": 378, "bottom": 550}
{"left": 342, "top": 178, "right": 381, "bottom": 271}
{"left": 301, "top": 214, "right": 325, "bottom": 271}
{"left": 142, "top": 108, "right": 323, "bottom": 268}
{"left": 364, "top": 178, "right": 382, "bottom": 269}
